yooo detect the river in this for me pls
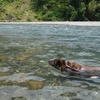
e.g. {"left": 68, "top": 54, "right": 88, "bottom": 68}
{"left": 0, "top": 23, "right": 100, "bottom": 100}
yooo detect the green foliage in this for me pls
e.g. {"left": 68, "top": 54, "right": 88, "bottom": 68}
{"left": 3, "top": 0, "right": 16, "bottom": 3}
{"left": 87, "top": 0, "right": 100, "bottom": 21}
{"left": 31, "top": 0, "right": 100, "bottom": 21}
{"left": 88, "top": 0, "right": 97, "bottom": 12}
{"left": 0, "top": 0, "right": 36, "bottom": 21}
{"left": 0, "top": 0, "right": 100, "bottom": 21}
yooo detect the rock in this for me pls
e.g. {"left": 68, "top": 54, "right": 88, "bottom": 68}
{"left": 0, "top": 80, "right": 13, "bottom": 86}
{"left": 0, "top": 64, "right": 2, "bottom": 67}
{"left": 0, "top": 81, "right": 3, "bottom": 86}
{"left": 15, "top": 55, "right": 30, "bottom": 61}
{"left": 0, "top": 72, "right": 9, "bottom": 77}
{"left": 60, "top": 92, "right": 78, "bottom": 97}
{"left": 18, "top": 80, "right": 44, "bottom": 90}
{"left": 0, "top": 55, "right": 7, "bottom": 62}
{"left": 10, "top": 97, "right": 27, "bottom": 100}
{"left": 27, "top": 80, "right": 44, "bottom": 90}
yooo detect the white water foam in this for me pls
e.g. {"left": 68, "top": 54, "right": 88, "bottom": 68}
{"left": 0, "top": 21, "right": 100, "bottom": 26}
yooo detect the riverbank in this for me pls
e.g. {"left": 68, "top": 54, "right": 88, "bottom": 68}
{"left": 0, "top": 22, "right": 100, "bottom": 26}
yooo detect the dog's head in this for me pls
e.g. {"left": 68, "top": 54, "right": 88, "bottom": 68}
{"left": 48, "top": 58, "right": 82, "bottom": 73}
{"left": 48, "top": 58, "right": 66, "bottom": 72}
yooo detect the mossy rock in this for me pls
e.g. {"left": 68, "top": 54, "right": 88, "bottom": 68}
{"left": 0, "top": 72, "right": 9, "bottom": 77}
{"left": 60, "top": 92, "right": 78, "bottom": 97}
{"left": 15, "top": 54, "right": 30, "bottom": 61}
{"left": 28, "top": 80, "right": 44, "bottom": 90}
{"left": 0, "top": 55, "right": 7, "bottom": 62}
{"left": 0, "top": 80, "right": 14, "bottom": 86}
{"left": 0, "top": 64, "right": 2, "bottom": 67}
{"left": 0, "top": 81, "right": 3, "bottom": 86}
{"left": 10, "top": 97, "right": 27, "bottom": 100}
{"left": 18, "top": 80, "right": 44, "bottom": 90}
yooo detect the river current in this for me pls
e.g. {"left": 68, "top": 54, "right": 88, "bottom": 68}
{"left": 0, "top": 24, "right": 100, "bottom": 100}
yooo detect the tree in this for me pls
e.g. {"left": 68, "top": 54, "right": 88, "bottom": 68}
{"left": 87, "top": 0, "right": 100, "bottom": 20}
{"left": 31, "top": 0, "right": 100, "bottom": 21}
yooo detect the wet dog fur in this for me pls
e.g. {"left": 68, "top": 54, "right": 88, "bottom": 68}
{"left": 48, "top": 58, "right": 100, "bottom": 77}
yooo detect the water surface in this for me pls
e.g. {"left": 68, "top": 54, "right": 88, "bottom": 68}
{"left": 0, "top": 24, "right": 100, "bottom": 100}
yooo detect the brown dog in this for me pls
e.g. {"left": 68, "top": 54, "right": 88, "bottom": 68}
{"left": 48, "top": 58, "right": 100, "bottom": 77}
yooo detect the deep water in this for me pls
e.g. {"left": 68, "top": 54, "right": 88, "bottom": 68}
{"left": 0, "top": 24, "right": 100, "bottom": 100}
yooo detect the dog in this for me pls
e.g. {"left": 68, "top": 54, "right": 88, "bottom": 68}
{"left": 48, "top": 58, "right": 100, "bottom": 77}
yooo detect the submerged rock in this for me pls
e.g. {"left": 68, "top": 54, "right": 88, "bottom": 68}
{"left": 0, "top": 55, "right": 7, "bottom": 62}
{"left": 15, "top": 55, "right": 30, "bottom": 61}
{"left": 0, "top": 64, "right": 2, "bottom": 67}
{"left": 28, "top": 80, "right": 44, "bottom": 90}
{"left": 0, "top": 72, "right": 9, "bottom": 77}
{"left": 10, "top": 97, "right": 27, "bottom": 100}
{"left": 60, "top": 92, "right": 78, "bottom": 97}
{"left": 0, "top": 81, "right": 3, "bottom": 86}
{"left": 18, "top": 80, "right": 44, "bottom": 90}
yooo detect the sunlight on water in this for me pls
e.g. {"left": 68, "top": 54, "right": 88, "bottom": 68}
{"left": 0, "top": 24, "right": 100, "bottom": 100}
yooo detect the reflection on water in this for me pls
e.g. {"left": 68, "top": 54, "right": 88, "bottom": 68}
{"left": 0, "top": 24, "right": 100, "bottom": 100}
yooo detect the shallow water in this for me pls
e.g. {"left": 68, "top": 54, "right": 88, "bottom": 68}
{"left": 0, "top": 24, "right": 100, "bottom": 100}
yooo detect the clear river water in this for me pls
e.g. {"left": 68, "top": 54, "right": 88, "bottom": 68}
{"left": 0, "top": 23, "right": 100, "bottom": 100}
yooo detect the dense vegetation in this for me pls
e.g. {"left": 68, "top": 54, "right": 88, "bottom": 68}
{"left": 0, "top": 0, "right": 100, "bottom": 21}
{"left": 0, "top": 0, "right": 36, "bottom": 21}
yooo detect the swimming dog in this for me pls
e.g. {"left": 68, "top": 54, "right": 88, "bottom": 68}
{"left": 48, "top": 58, "right": 100, "bottom": 77}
